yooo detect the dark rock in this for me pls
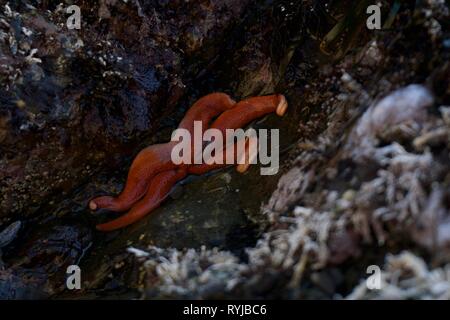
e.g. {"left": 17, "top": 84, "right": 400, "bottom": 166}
{"left": 0, "top": 220, "right": 92, "bottom": 298}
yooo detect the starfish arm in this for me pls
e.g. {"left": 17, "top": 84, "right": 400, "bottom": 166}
{"left": 178, "top": 92, "right": 236, "bottom": 162}
{"left": 209, "top": 94, "right": 287, "bottom": 134}
{"left": 89, "top": 143, "right": 176, "bottom": 212}
{"left": 188, "top": 94, "right": 287, "bottom": 174}
{"left": 96, "top": 168, "right": 187, "bottom": 231}
{"left": 178, "top": 92, "right": 236, "bottom": 133}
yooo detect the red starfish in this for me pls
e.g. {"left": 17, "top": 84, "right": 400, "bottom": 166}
{"left": 91, "top": 93, "right": 287, "bottom": 231}
{"left": 89, "top": 93, "right": 235, "bottom": 213}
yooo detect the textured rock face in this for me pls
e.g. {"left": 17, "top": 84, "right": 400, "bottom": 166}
{"left": 0, "top": 0, "right": 249, "bottom": 221}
